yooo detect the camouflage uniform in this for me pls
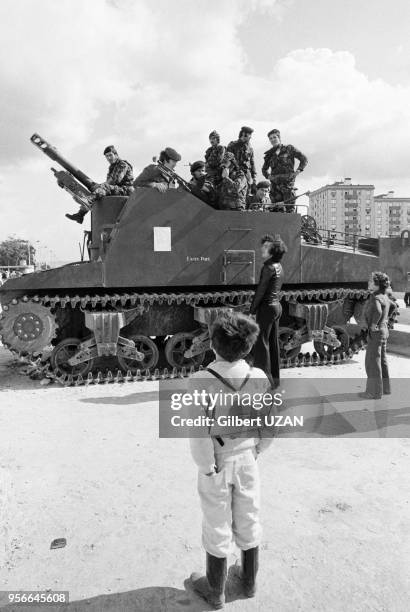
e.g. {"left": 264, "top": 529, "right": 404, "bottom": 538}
{"left": 226, "top": 140, "right": 256, "bottom": 186}
{"left": 205, "top": 144, "right": 226, "bottom": 185}
{"left": 246, "top": 193, "right": 272, "bottom": 212}
{"left": 262, "top": 144, "right": 307, "bottom": 212}
{"left": 99, "top": 158, "right": 134, "bottom": 196}
{"left": 218, "top": 170, "right": 247, "bottom": 211}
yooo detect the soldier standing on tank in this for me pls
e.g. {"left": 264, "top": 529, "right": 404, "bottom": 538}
{"left": 189, "top": 161, "right": 217, "bottom": 207}
{"left": 218, "top": 152, "right": 248, "bottom": 211}
{"left": 262, "top": 129, "right": 307, "bottom": 213}
{"left": 226, "top": 126, "right": 256, "bottom": 193}
{"left": 247, "top": 180, "right": 272, "bottom": 211}
{"left": 205, "top": 131, "right": 225, "bottom": 188}
{"left": 133, "top": 147, "right": 182, "bottom": 192}
{"left": 66, "top": 145, "right": 134, "bottom": 224}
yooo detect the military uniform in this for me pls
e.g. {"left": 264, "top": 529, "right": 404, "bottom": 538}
{"left": 227, "top": 140, "right": 256, "bottom": 186}
{"left": 133, "top": 164, "right": 174, "bottom": 189}
{"left": 65, "top": 155, "right": 134, "bottom": 224}
{"left": 205, "top": 144, "right": 225, "bottom": 185}
{"left": 246, "top": 193, "right": 272, "bottom": 211}
{"left": 218, "top": 169, "right": 247, "bottom": 210}
{"left": 189, "top": 175, "right": 217, "bottom": 208}
{"left": 262, "top": 144, "right": 307, "bottom": 212}
{"left": 99, "top": 158, "right": 134, "bottom": 196}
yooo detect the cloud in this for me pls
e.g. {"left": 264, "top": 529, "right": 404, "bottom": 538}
{"left": 1, "top": 0, "right": 410, "bottom": 262}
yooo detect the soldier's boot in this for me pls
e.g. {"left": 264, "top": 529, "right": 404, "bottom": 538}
{"left": 65, "top": 210, "right": 87, "bottom": 224}
{"left": 190, "top": 553, "right": 227, "bottom": 609}
{"left": 233, "top": 546, "right": 259, "bottom": 598}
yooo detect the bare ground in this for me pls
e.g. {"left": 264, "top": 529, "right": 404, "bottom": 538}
{"left": 0, "top": 340, "right": 410, "bottom": 611}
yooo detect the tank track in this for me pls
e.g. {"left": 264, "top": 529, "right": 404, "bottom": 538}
{"left": 1, "top": 287, "right": 371, "bottom": 386}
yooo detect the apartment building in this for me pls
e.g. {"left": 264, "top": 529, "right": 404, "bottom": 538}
{"left": 373, "top": 192, "right": 410, "bottom": 237}
{"left": 308, "top": 178, "right": 374, "bottom": 240}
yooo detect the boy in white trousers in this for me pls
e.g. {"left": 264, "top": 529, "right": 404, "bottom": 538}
{"left": 188, "top": 311, "right": 274, "bottom": 609}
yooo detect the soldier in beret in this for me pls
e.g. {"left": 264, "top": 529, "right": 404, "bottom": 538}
{"left": 189, "top": 161, "right": 217, "bottom": 207}
{"left": 66, "top": 145, "right": 134, "bottom": 224}
{"left": 218, "top": 152, "right": 248, "bottom": 211}
{"left": 205, "top": 131, "right": 225, "bottom": 187}
{"left": 134, "top": 147, "right": 182, "bottom": 193}
{"left": 227, "top": 126, "right": 256, "bottom": 192}
{"left": 247, "top": 180, "right": 272, "bottom": 211}
{"left": 262, "top": 129, "right": 307, "bottom": 213}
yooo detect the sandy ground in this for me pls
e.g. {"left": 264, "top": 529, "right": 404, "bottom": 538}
{"left": 0, "top": 308, "right": 410, "bottom": 611}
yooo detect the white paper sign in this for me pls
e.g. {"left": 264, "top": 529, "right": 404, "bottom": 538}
{"left": 153, "top": 226, "right": 171, "bottom": 251}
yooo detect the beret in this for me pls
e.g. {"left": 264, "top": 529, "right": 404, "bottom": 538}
{"left": 267, "top": 129, "right": 281, "bottom": 138}
{"left": 164, "top": 147, "right": 181, "bottom": 161}
{"left": 103, "top": 145, "right": 117, "bottom": 155}
{"left": 190, "top": 160, "right": 205, "bottom": 173}
{"left": 240, "top": 126, "right": 253, "bottom": 134}
{"left": 209, "top": 130, "right": 220, "bottom": 140}
{"left": 256, "top": 180, "right": 271, "bottom": 189}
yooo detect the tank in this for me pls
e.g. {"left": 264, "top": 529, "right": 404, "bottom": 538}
{"left": 1, "top": 135, "right": 409, "bottom": 383}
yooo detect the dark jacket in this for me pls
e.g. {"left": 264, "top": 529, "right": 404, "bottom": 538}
{"left": 133, "top": 164, "right": 172, "bottom": 188}
{"left": 250, "top": 259, "right": 283, "bottom": 313}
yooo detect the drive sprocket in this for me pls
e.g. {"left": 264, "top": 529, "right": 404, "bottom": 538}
{"left": 0, "top": 300, "right": 57, "bottom": 355}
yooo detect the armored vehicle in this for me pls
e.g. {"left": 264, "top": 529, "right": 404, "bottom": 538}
{"left": 0, "top": 134, "right": 409, "bottom": 382}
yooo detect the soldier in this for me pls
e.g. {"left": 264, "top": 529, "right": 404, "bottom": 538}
{"left": 227, "top": 126, "right": 256, "bottom": 192}
{"left": 204, "top": 131, "right": 225, "bottom": 187}
{"left": 133, "top": 147, "right": 182, "bottom": 192}
{"left": 189, "top": 161, "right": 217, "bottom": 207}
{"left": 218, "top": 152, "right": 248, "bottom": 211}
{"left": 262, "top": 129, "right": 308, "bottom": 213}
{"left": 66, "top": 145, "right": 134, "bottom": 224}
{"left": 247, "top": 180, "right": 272, "bottom": 211}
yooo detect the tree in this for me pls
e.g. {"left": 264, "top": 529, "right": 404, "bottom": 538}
{"left": 0, "top": 235, "right": 36, "bottom": 267}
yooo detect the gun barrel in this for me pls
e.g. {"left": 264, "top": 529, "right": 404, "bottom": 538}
{"left": 30, "top": 133, "right": 95, "bottom": 191}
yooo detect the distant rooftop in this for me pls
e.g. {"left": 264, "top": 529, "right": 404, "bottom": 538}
{"left": 374, "top": 191, "right": 410, "bottom": 201}
{"left": 309, "top": 178, "right": 375, "bottom": 196}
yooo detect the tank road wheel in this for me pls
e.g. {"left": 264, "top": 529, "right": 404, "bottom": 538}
{"left": 50, "top": 338, "right": 94, "bottom": 378}
{"left": 164, "top": 332, "right": 205, "bottom": 369}
{"left": 278, "top": 327, "right": 302, "bottom": 361}
{"left": 117, "top": 335, "right": 159, "bottom": 373}
{"left": 313, "top": 325, "right": 350, "bottom": 359}
{"left": 0, "top": 301, "right": 57, "bottom": 355}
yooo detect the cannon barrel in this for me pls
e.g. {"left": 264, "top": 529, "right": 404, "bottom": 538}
{"left": 30, "top": 133, "right": 96, "bottom": 192}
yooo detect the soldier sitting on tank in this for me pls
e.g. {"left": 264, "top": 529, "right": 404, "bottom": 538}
{"left": 66, "top": 145, "right": 134, "bottom": 224}
{"left": 247, "top": 180, "right": 273, "bottom": 211}
{"left": 218, "top": 152, "right": 248, "bottom": 211}
{"left": 133, "top": 147, "right": 181, "bottom": 193}
{"left": 227, "top": 126, "right": 256, "bottom": 193}
{"left": 189, "top": 161, "right": 217, "bottom": 207}
{"left": 204, "top": 130, "right": 225, "bottom": 188}
{"left": 262, "top": 129, "right": 307, "bottom": 213}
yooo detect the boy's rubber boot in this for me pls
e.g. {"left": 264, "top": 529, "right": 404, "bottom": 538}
{"left": 190, "top": 552, "right": 227, "bottom": 609}
{"left": 242, "top": 546, "right": 259, "bottom": 597}
{"left": 233, "top": 547, "right": 259, "bottom": 597}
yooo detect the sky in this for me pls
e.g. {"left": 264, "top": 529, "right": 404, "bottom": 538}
{"left": 1, "top": 0, "right": 410, "bottom": 263}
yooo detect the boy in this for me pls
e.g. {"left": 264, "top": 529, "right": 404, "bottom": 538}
{"left": 188, "top": 311, "right": 274, "bottom": 609}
